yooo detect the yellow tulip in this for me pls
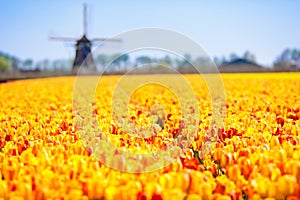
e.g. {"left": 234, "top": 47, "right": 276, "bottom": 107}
{"left": 1, "top": 74, "right": 300, "bottom": 199}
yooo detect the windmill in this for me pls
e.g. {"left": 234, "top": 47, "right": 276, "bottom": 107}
{"left": 50, "top": 4, "right": 121, "bottom": 72}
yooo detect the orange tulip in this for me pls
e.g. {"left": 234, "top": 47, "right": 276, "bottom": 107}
{"left": 0, "top": 74, "right": 300, "bottom": 199}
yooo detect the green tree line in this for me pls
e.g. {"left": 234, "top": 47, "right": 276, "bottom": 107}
{"left": 1, "top": 48, "right": 300, "bottom": 73}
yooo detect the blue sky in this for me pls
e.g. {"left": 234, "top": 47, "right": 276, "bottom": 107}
{"left": 0, "top": 0, "right": 299, "bottom": 66}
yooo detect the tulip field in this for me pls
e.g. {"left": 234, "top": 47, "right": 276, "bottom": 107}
{"left": 1, "top": 73, "right": 300, "bottom": 200}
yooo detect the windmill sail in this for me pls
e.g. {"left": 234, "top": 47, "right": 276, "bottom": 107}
{"left": 49, "top": 36, "right": 78, "bottom": 41}
{"left": 92, "top": 38, "right": 122, "bottom": 42}
{"left": 83, "top": 3, "right": 88, "bottom": 36}
{"left": 49, "top": 4, "right": 122, "bottom": 73}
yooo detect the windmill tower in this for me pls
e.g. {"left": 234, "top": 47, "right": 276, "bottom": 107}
{"left": 50, "top": 4, "right": 121, "bottom": 72}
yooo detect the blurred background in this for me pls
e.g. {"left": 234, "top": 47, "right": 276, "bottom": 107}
{"left": 0, "top": 0, "right": 299, "bottom": 79}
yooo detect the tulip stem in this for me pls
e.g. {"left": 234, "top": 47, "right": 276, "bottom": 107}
{"left": 242, "top": 190, "right": 248, "bottom": 200}
{"left": 191, "top": 147, "right": 204, "bottom": 165}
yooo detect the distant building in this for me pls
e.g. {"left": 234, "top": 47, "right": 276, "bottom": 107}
{"left": 219, "top": 58, "right": 265, "bottom": 72}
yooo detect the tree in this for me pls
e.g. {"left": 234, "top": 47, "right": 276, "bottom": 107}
{"left": 213, "top": 57, "right": 222, "bottom": 66}
{"left": 118, "top": 54, "right": 129, "bottom": 70}
{"left": 97, "top": 54, "right": 109, "bottom": 66}
{"left": 176, "top": 53, "right": 192, "bottom": 70}
{"left": 135, "top": 55, "right": 152, "bottom": 67}
{"left": 10, "top": 57, "right": 19, "bottom": 73}
{"left": 42, "top": 59, "right": 50, "bottom": 71}
{"left": 183, "top": 53, "right": 192, "bottom": 64}
{"left": 23, "top": 59, "right": 33, "bottom": 70}
{"left": 110, "top": 54, "right": 122, "bottom": 70}
{"left": 274, "top": 48, "right": 300, "bottom": 69}
{"left": 213, "top": 55, "right": 227, "bottom": 66}
{"left": 243, "top": 51, "right": 256, "bottom": 63}
{"left": 51, "top": 59, "right": 71, "bottom": 71}
{"left": 291, "top": 49, "right": 300, "bottom": 62}
{"left": 195, "top": 56, "right": 211, "bottom": 69}
{"left": 229, "top": 53, "right": 238, "bottom": 61}
{"left": 0, "top": 55, "right": 10, "bottom": 72}
{"left": 158, "top": 55, "right": 173, "bottom": 66}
